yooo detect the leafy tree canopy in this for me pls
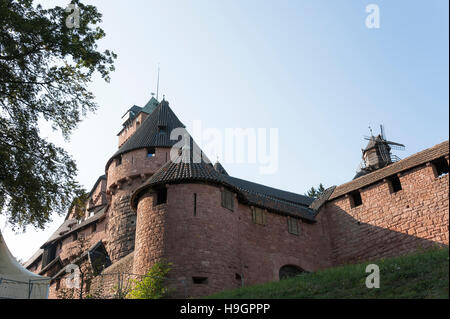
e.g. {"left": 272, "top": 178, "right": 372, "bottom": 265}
{"left": 0, "top": 0, "right": 116, "bottom": 230}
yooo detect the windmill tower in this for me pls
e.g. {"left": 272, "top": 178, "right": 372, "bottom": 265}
{"left": 354, "top": 125, "right": 405, "bottom": 179}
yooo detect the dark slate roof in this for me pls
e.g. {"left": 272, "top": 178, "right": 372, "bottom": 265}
{"left": 223, "top": 175, "right": 314, "bottom": 207}
{"left": 121, "top": 105, "right": 142, "bottom": 118}
{"left": 87, "top": 175, "right": 106, "bottom": 198}
{"left": 141, "top": 96, "right": 159, "bottom": 114}
{"left": 107, "top": 100, "right": 186, "bottom": 168}
{"left": 330, "top": 140, "right": 449, "bottom": 200}
{"left": 308, "top": 186, "right": 336, "bottom": 211}
{"left": 213, "top": 161, "right": 228, "bottom": 175}
{"left": 131, "top": 156, "right": 317, "bottom": 221}
{"left": 23, "top": 218, "right": 78, "bottom": 268}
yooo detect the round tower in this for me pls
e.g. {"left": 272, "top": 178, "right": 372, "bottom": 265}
{"left": 105, "top": 99, "right": 185, "bottom": 263}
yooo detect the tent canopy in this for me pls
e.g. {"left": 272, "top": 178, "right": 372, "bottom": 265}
{"left": 0, "top": 230, "right": 50, "bottom": 299}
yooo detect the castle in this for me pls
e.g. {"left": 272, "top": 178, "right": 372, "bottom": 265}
{"left": 24, "top": 96, "right": 449, "bottom": 298}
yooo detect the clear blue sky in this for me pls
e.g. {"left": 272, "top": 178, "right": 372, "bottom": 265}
{"left": 1, "top": 0, "right": 448, "bottom": 262}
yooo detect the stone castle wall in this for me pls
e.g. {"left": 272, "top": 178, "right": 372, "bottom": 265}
{"left": 133, "top": 183, "right": 333, "bottom": 298}
{"left": 321, "top": 163, "right": 449, "bottom": 266}
{"left": 105, "top": 147, "right": 171, "bottom": 262}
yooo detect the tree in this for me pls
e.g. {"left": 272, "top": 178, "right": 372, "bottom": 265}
{"left": 306, "top": 183, "right": 326, "bottom": 199}
{"left": 126, "top": 260, "right": 174, "bottom": 299}
{"left": 0, "top": 0, "right": 116, "bottom": 230}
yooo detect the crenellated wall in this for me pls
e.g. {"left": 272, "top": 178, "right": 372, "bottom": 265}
{"left": 321, "top": 163, "right": 449, "bottom": 266}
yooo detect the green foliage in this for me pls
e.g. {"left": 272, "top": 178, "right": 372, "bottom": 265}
{"left": 0, "top": 0, "right": 116, "bottom": 230}
{"left": 206, "top": 248, "right": 449, "bottom": 299}
{"left": 305, "top": 183, "right": 326, "bottom": 199}
{"left": 127, "top": 260, "right": 174, "bottom": 299}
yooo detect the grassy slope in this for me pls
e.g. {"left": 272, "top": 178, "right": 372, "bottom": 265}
{"left": 206, "top": 248, "right": 449, "bottom": 299}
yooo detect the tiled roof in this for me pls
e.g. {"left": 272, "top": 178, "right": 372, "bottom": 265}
{"left": 107, "top": 100, "right": 185, "bottom": 168}
{"left": 141, "top": 96, "right": 159, "bottom": 114}
{"left": 309, "top": 186, "right": 336, "bottom": 211}
{"left": 23, "top": 218, "right": 76, "bottom": 268}
{"left": 24, "top": 208, "right": 107, "bottom": 269}
{"left": 87, "top": 175, "right": 106, "bottom": 198}
{"left": 131, "top": 156, "right": 317, "bottom": 221}
{"left": 329, "top": 140, "right": 449, "bottom": 200}
{"left": 223, "top": 175, "right": 314, "bottom": 207}
{"left": 213, "top": 161, "right": 228, "bottom": 175}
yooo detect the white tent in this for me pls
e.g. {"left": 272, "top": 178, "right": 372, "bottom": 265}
{"left": 0, "top": 230, "right": 50, "bottom": 299}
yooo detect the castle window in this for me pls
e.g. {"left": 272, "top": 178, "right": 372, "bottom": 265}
{"left": 116, "top": 156, "right": 122, "bottom": 166}
{"left": 193, "top": 193, "right": 197, "bottom": 216}
{"left": 287, "top": 217, "right": 300, "bottom": 235}
{"left": 41, "top": 244, "right": 57, "bottom": 268}
{"left": 349, "top": 191, "right": 362, "bottom": 208}
{"left": 252, "top": 207, "right": 266, "bottom": 225}
{"left": 91, "top": 223, "right": 97, "bottom": 233}
{"left": 155, "top": 187, "right": 167, "bottom": 205}
{"left": 72, "top": 232, "right": 78, "bottom": 241}
{"left": 432, "top": 157, "right": 449, "bottom": 178}
{"left": 387, "top": 175, "right": 402, "bottom": 193}
{"left": 158, "top": 124, "right": 167, "bottom": 134}
{"left": 221, "top": 189, "right": 234, "bottom": 211}
{"left": 192, "top": 276, "right": 208, "bottom": 284}
{"left": 147, "top": 147, "right": 155, "bottom": 158}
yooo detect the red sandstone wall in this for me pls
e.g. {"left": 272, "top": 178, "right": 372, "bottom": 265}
{"left": 133, "top": 183, "right": 333, "bottom": 297}
{"left": 118, "top": 113, "right": 148, "bottom": 148}
{"left": 106, "top": 148, "right": 171, "bottom": 190}
{"left": 88, "top": 178, "right": 107, "bottom": 210}
{"left": 322, "top": 164, "right": 449, "bottom": 265}
{"left": 106, "top": 147, "right": 171, "bottom": 262}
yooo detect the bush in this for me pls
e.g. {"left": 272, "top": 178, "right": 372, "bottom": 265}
{"left": 126, "top": 260, "right": 174, "bottom": 299}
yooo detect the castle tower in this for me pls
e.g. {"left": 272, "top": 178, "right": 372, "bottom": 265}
{"left": 105, "top": 98, "right": 185, "bottom": 262}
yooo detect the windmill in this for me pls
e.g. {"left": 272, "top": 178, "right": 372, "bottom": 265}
{"left": 354, "top": 125, "right": 405, "bottom": 179}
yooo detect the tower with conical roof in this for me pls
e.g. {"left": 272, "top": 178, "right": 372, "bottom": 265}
{"left": 105, "top": 97, "right": 186, "bottom": 262}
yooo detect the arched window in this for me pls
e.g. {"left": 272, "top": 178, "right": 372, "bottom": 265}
{"left": 279, "top": 265, "right": 305, "bottom": 280}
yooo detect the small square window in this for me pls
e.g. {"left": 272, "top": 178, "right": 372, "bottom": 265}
{"left": 252, "top": 207, "right": 266, "bottom": 225}
{"left": 221, "top": 189, "right": 234, "bottom": 211}
{"left": 192, "top": 276, "right": 208, "bottom": 284}
{"left": 349, "top": 191, "right": 362, "bottom": 208}
{"left": 155, "top": 187, "right": 167, "bottom": 205}
{"left": 158, "top": 125, "right": 167, "bottom": 134}
{"left": 432, "top": 157, "right": 449, "bottom": 177}
{"left": 147, "top": 148, "right": 155, "bottom": 158}
{"left": 387, "top": 175, "right": 402, "bottom": 193}
{"left": 287, "top": 217, "right": 300, "bottom": 235}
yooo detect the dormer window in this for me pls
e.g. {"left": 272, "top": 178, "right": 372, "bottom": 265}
{"left": 147, "top": 147, "right": 155, "bottom": 158}
{"left": 158, "top": 124, "right": 167, "bottom": 134}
